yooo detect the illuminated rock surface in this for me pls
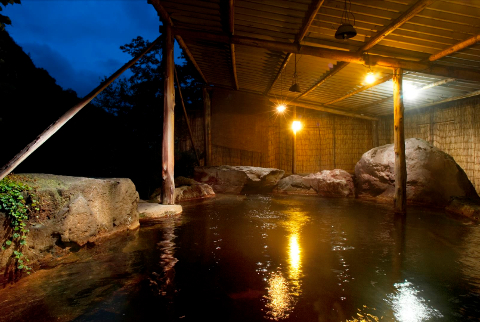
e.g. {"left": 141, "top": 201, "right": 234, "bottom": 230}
{"left": 149, "top": 176, "right": 215, "bottom": 203}
{"left": 0, "top": 174, "right": 139, "bottom": 272}
{"left": 138, "top": 201, "right": 182, "bottom": 223}
{"left": 276, "top": 169, "right": 355, "bottom": 197}
{"left": 355, "top": 138, "right": 479, "bottom": 206}
{"left": 194, "top": 165, "right": 285, "bottom": 194}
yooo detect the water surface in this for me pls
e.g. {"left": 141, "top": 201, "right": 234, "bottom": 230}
{"left": 1, "top": 194, "right": 479, "bottom": 321}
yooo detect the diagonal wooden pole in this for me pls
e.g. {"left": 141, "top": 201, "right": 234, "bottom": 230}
{"left": 162, "top": 24, "right": 175, "bottom": 205}
{"left": 174, "top": 66, "right": 200, "bottom": 165}
{"left": 0, "top": 36, "right": 162, "bottom": 181}
{"left": 393, "top": 68, "right": 407, "bottom": 214}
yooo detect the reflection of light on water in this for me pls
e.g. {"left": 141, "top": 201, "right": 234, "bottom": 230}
{"left": 387, "top": 280, "right": 443, "bottom": 322}
{"left": 288, "top": 233, "right": 301, "bottom": 296}
{"left": 264, "top": 211, "right": 309, "bottom": 320}
{"left": 265, "top": 271, "right": 293, "bottom": 320}
{"left": 346, "top": 305, "right": 382, "bottom": 322}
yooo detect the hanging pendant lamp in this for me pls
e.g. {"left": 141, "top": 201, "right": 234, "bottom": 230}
{"left": 289, "top": 53, "right": 302, "bottom": 93}
{"left": 335, "top": 0, "right": 357, "bottom": 40}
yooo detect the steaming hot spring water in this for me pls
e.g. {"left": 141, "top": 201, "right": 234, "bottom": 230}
{"left": 1, "top": 194, "right": 479, "bottom": 321}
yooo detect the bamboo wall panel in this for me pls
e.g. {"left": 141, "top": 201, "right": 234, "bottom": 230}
{"left": 378, "top": 97, "right": 480, "bottom": 194}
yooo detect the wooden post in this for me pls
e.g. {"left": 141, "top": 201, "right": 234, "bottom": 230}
{"left": 0, "top": 36, "right": 161, "bottom": 181}
{"left": 292, "top": 106, "right": 297, "bottom": 174}
{"left": 203, "top": 87, "right": 211, "bottom": 166}
{"left": 174, "top": 66, "right": 200, "bottom": 164}
{"left": 393, "top": 68, "right": 407, "bottom": 214}
{"left": 429, "top": 107, "right": 435, "bottom": 144}
{"left": 162, "top": 24, "right": 175, "bottom": 205}
{"left": 372, "top": 120, "right": 379, "bottom": 148}
{"left": 333, "top": 116, "right": 336, "bottom": 169}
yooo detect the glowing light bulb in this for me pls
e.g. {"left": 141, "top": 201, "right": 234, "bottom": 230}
{"left": 292, "top": 121, "right": 302, "bottom": 133}
{"left": 276, "top": 104, "right": 286, "bottom": 113}
{"left": 365, "top": 71, "right": 376, "bottom": 84}
{"left": 403, "top": 83, "right": 419, "bottom": 100}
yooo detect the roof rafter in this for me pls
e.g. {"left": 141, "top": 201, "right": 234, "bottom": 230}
{"left": 150, "top": 0, "right": 209, "bottom": 84}
{"left": 267, "top": 98, "right": 378, "bottom": 121}
{"left": 428, "top": 34, "right": 480, "bottom": 62}
{"left": 356, "top": 78, "right": 457, "bottom": 112}
{"left": 326, "top": 74, "right": 394, "bottom": 106}
{"left": 172, "top": 27, "right": 480, "bottom": 83}
{"left": 263, "top": 0, "right": 325, "bottom": 95}
{"left": 294, "top": 0, "right": 436, "bottom": 101}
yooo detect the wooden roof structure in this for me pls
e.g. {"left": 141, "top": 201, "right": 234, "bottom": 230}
{"left": 150, "top": 0, "right": 480, "bottom": 120}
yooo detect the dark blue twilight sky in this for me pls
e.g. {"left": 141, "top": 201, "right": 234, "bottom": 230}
{"left": 4, "top": 0, "right": 183, "bottom": 97}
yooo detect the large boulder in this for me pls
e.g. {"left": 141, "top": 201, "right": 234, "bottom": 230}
{"left": 355, "top": 138, "right": 479, "bottom": 206}
{"left": 149, "top": 176, "right": 215, "bottom": 203}
{"left": 275, "top": 169, "right": 355, "bottom": 197}
{"left": 194, "top": 166, "right": 285, "bottom": 194}
{"left": 0, "top": 174, "right": 139, "bottom": 272}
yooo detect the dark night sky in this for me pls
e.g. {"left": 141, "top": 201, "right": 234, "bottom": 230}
{"left": 4, "top": 0, "right": 183, "bottom": 97}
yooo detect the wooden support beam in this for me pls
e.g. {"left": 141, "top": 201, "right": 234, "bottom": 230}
{"left": 296, "top": 62, "right": 348, "bottom": 100}
{"left": 0, "top": 36, "right": 162, "bottom": 181}
{"left": 203, "top": 87, "right": 212, "bottom": 166}
{"left": 162, "top": 24, "right": 175, "bottom": 205}
{"left": 174, "top": 66, "right": 200, "bottom": 165}
{"left": 264, "top": 0, "right": 324, "bottom": 95}
{"left": 407, "top": 88, "right": 480, "bottom": 111}
{"left": 358, "top": 77, "right": 456, "bottom": 112}
{"left": 151, "top": 0, "right": 208, "bottom": 84}
{"left": 428, "top": 34, "right": 480, "bottom": 62}
{"left": 295, "top": 0, "right": 434, "bottom": 101}
{"left": 358, "top": 0, "right": 436, "bottom": 53}
{"left": 268, "top": 98, "right": 379, "bottom": 121}
{"left": 264, "top": 53, "right": 292, "bottom": 95}
{"left": 393, "top": 68, "right": 406, "bottom": 214}
{"left": 171, "top": 27, "right": 480, "bottom": 82}
{"left": 292, "top": 106, "right": 297, "bottom": 174}
{"left": 229, "top": 0, "right": 239, "bottom": 90}
{"left": 326, "top": 75, "right": 393, "bottom": 106}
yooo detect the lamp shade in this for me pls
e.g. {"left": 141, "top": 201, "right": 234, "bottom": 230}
{"left": 289, "top": 83, "right": 301, "bottom": 93}
{"left": 335, "top": 23, "right": 357, "bottom": 39}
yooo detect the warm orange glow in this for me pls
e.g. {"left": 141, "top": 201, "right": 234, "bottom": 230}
{"left": 365, "top": 71, "right": 376, "bottom": 84}
{"left": 276, "top": 104, "right": 286, "bottom": 113}
{"left": 265, "top": 272, "right": 292, "bottom": 320}
{"left": 292, "top": 121, "right": 302, "bottom": 133}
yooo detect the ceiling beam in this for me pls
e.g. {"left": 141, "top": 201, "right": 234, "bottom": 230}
{"left": 264, "top": 0, "right": 324, "bottom": 95}
{"left": 150, "top": 0, "right": 209, "bottom": 84}
{"left": 325, "top": 74, "right": 394, "bottom": 106}
{"left": 172, "top": 27, "right": 480, "bottom": 83}
{"left": 358, "top": 0, "right": 436, "bottom": 53}
{"left": 428, "top": 34, "right": 480, "bottom": 62}
{"left": 294, "top": 0, "right": 435, "bottom": 101}
{"left": 268, "top": 98, "right": 379, "bottom": 121}
{"left": 229, "top": 0, "right": 239, "bottom": 90}
{"left": 356, "top": 78, "right": 457, "bottom": 111}
{"left": 406, "top": 88, "right": 480, "bottom": 111}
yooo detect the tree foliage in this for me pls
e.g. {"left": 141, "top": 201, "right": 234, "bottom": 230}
{"left": 0, "top": 0, "right": 20, "bottom": 31}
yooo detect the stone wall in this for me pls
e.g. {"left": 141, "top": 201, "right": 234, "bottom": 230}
{"left": 378, "top": 97, "right": 480, "bottom": 194}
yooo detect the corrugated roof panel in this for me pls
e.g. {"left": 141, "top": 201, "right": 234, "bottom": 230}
{"left": 154, "top": 0, "right": 480, "bottom": 116}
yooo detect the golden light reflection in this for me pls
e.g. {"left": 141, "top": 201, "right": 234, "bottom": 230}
{"left": 264, "top": 211, "right": 310, "bottom": 320}
{"left": 265, "top": 272, "right": 292, "bottom": 320}
{"left": 288, "top": 233, "right": 301, "bottom": 296}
